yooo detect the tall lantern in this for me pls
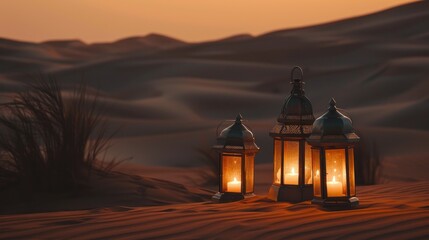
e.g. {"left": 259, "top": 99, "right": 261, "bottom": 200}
{"left": 268, "top": 66, "right": 315, "bottom": 202}
{"left": 212, "top": 114, "right": 260, "bottom": 203}
{"left": 307, "top": 98, "right": 360, "bottom": 208}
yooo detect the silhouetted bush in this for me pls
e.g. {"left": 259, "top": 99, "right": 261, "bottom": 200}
{"left": 0, "top": 77, "right": 122, "bottom": 192}
{"left": 354, "top": 134, "right": 382, "bottom": 185}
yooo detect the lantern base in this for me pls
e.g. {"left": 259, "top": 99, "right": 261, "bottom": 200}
{"left": 268, "top": 184, "right": 313, "bottom": 203}
{"left": 212, "top": 192, "right": 255, "bottom": 203}
{"left": 312, "top": 197, "right": 359, "bottom": 209}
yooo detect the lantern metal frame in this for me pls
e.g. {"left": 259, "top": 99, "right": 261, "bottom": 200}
{"left": 212, "top": 114, "right": 260, "bottom": 203}
{"left": 268, "top": 66, "right": 315, "bottom": 202}
{"left": 307, "top": 98, "right": 360, "bottom": 209}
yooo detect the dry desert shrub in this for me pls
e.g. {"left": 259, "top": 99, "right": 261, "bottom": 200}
{"left": 0, "top": 77, "right": 123, "bottom": 192}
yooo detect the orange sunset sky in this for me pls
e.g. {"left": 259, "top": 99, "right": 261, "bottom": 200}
{"left": 0, "top": 0, "right": 417, "bottom": 43}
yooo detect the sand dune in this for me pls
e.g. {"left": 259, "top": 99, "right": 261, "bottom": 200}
{"left": 41, "top": 33, "right": 188, "bottom": 57}
{"left": 266, "top": 1, "right": 429, "bottom": 39}
{"left": 86, "top": 34, "right": 187, "bottom": 55}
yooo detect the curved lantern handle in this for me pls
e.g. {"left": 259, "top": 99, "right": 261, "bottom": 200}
{"left": 291, "top": 66, "right": 304, "bottom": 82}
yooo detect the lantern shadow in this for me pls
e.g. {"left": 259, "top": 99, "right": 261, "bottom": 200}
{"left": 238, "top": 205, "right": 281, "bottom": 212}
{"left": 316, "top": 204, "right": 371, "bottom": 212}
{"left": 419, "top": 205, "right": 429, "bottom": 210}
{"left": 236, "top": 197, "right": 317, "bottom": 212}
{"left": 284, "top": 203, "right": 316, "bottom": 212}
{"left": 46, "top": 218, "right": 93, "bottom": 226}
{"left": 160, "top": 208, "right": 177, "bottom": 212}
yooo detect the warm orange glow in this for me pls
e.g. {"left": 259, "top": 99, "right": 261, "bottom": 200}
{"left": 283, "top": 141, "right": 299, "bottom": 185}
{"left": 273, "top": 140, "right": 281, "bottom": 184}
{"left": 312, "top": 149, "right": 321, "bottom": 197}
{"left": 348, "top": 148, "right": 356, "bottom": 196}
{"left": 245, "top": 154, "right": 254, "bottom": 193}
{"left": 0, "top": 0, "right": 416, "bottom": 43}
{"left": 222, "top": 155, "right": 242, "bottom": 193}
{"left": 305, "top": 143, "right": 312, "bottom": 184}
{"left": 325, "top": 149, "right": 347, "bottom": 197}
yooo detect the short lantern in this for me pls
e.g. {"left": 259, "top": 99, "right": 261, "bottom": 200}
{"left": 212, "top": 114, "right": 260, "bottom": 203}
{"left": 307, "top": 98, "right": 360, "bottom": 208}
{"left": 268, "top": 66, "right": 315, "bottom": 202}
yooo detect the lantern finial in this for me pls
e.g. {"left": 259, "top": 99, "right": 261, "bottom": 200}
{"left": 291, "top": 66, "right": 304, "bottom": 81}
{"left": 329, "top": 98, "right": 337, "bottom": 111}
{"left": 235, "top": 113, "right": 243, "bottom": 123}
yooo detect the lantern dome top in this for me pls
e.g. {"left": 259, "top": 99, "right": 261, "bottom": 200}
{"left": 270, "top": 66, "right": 315, "bottom": 137}
{"left": 213, "top": 114, "right": 260, "bottom": 152}
{"left": 307, "top": 98, "right": 360, "bottom": 146}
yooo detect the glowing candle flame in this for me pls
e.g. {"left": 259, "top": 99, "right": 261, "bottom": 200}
{"left": 327, "top": 175, "right": 343, "bottom": 196}
{"left": 284, "top": 167, "right": 298, "bottom": 184}
{"left": 227, "top": 177, "right": 241, "bottom": 192}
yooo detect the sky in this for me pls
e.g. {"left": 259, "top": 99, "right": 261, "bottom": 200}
{"left": 0, "top": 0, "right": 417, "bottom": 43}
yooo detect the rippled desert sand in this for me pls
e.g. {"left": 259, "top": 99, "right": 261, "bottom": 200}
{"left": 1, "top": 181, "right": 428, "bottom": 239}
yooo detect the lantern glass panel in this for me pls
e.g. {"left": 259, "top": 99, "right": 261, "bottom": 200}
{"left": 312, "top": 149, "right": 321, "bottom": 197}
{"left": 273, "top": 139, "right": 281, "bottom": 184}
{"left": 283, "top": 141, "right": 299, "bottom": 185}
{"left": 222, "top": 154, "right": 242, "bottom": 193}
{"left": 348, "top": 148, "right": 356, "bottom": 196}
{"left": 325, "top": 149, "right": 347, "bottom": 197}
{"left": 245, "top": 154, "right": 254, "bottom": 193}
{"left": 305, "top": 142, "right": 312, "bottom": 185}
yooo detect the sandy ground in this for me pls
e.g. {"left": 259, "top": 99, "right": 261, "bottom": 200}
{"left": 1, "top": 163, "right": 428, "bottom": 239}
{"left": 0, "top": 177, "right": 428, "bottom": 239}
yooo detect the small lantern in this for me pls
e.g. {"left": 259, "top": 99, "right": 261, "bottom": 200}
{"left": 307, "top": 98, "right": 360, "bottom": 208}
{"left": 212, "top": 114, "right": 260, "bottom": 203}
{"left": 268, "top": 66, "right": 315, "bottom": 202}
